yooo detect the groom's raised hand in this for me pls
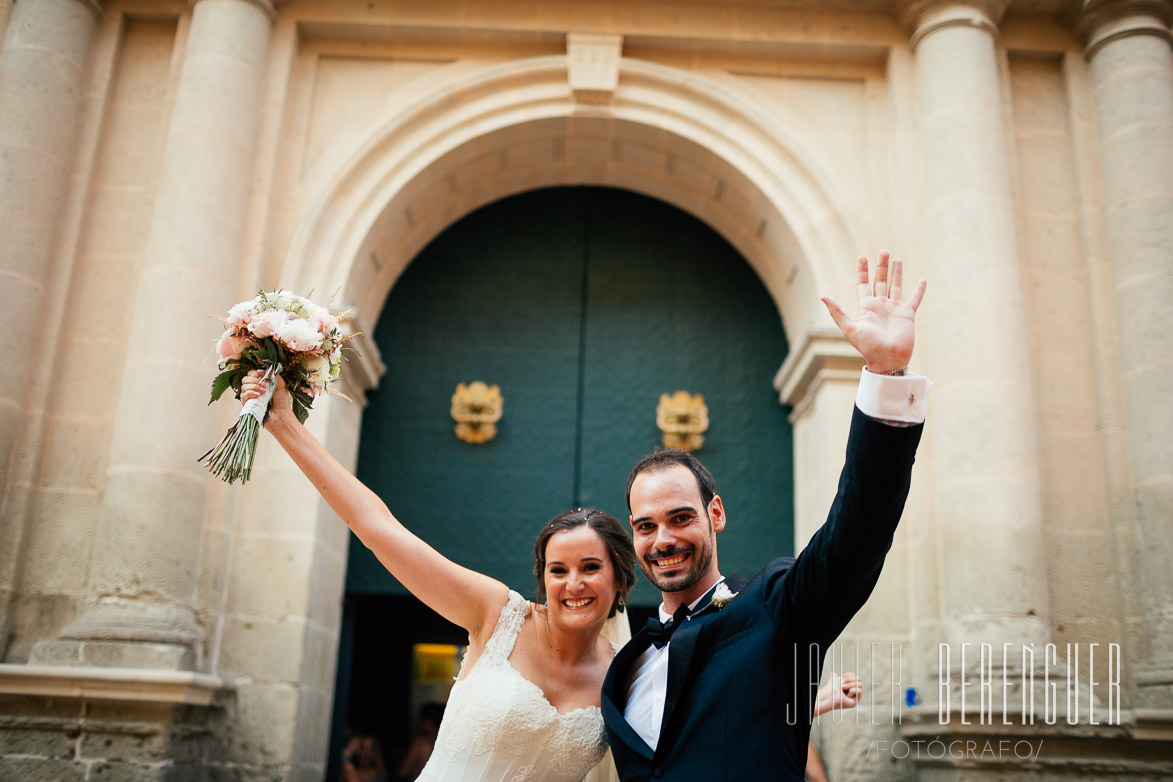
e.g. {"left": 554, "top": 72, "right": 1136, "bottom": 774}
{"left": 820, "top": 252, "right": 926, "bottom": 375}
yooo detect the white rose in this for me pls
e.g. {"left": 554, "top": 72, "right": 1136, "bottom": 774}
{"left": 710, "top": 583, "right": 738, "bottom": 610}
{"left": 302, "top": 354, "right": 328, "bottom": 383}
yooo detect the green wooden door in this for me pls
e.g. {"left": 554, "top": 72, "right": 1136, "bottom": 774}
{"left": 349, "top": 187, "right": 792, "bottom": 606}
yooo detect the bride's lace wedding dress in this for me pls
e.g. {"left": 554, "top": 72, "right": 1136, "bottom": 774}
{"left": 417, "top": 591, "right": 614, "bottom": 782}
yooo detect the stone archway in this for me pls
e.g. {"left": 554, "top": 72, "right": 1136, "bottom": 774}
{"left": 283, "top": 55, "right": 864, "bottom": 348}
{"left": 282, "top": 53, "right": 879, "bottom": 772}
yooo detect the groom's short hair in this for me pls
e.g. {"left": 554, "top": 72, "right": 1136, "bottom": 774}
{"left": 625, "top": 449, "right": 716, "bottom": 514}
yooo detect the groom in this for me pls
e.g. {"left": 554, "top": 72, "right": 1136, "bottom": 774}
{"left": 601, "top": 252, "right": 929, "bottom": 781}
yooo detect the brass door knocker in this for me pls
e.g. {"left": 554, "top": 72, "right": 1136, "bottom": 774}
{"left": 451, "top": 382, "right": 503, "bottom": 443}
{"left": 656, "top": 390, "right": 708, "bottom": 451}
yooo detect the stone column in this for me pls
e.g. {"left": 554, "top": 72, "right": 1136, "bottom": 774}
{"left": 0, "top": 1, "right": 15, "bottom": 49}
{"left": 0, "top": 0, "right": 100, "bottom": 496}
{"left": 31, "top": 0, "right": 275, "bottom": 671}
{"left": 902, "top": 0, "right": 1053, "bottom": 655}
{"left": 1079, "top": 0, "right": 1173, "bottom": 709}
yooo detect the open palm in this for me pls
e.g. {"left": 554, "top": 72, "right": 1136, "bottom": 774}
{"left": 821, "top": 252, "right": 926, "bottom": 375}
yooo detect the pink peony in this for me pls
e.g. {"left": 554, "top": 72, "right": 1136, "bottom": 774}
{"left": 247, "top": 309, "right": 291, "bottom": 338}
{"left": 274, "top": 318, "right": 325, "bottom": 352}
{"left": 216, "top": 330, "right": 252, "bottom": 361}
{"left": 226, "top": 299, "right": 255, "bottom": 329}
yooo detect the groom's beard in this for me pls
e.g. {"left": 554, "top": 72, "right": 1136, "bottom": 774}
{"left": 638, "top": 523, "right": 716, "bottom": 594}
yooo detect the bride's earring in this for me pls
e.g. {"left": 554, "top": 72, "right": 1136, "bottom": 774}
{"left": 616, "top": 594, "right": 625, "bottom": 611}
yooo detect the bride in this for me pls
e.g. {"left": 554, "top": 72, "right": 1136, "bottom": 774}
{"left": 241, "top": 371, "right": 635, "bottom": 782}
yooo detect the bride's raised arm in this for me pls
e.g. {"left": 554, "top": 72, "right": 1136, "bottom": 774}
{"left": 241, "top": 370, "right": 507, "bottom": 645}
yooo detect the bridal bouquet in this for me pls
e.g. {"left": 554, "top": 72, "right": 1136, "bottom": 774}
{"left": 199, "top": 290, "right": 357, "bottom": 484}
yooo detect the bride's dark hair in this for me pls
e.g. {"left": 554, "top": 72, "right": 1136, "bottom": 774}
{"left": 533, "top": 508, "right": 636, "bottom": 618}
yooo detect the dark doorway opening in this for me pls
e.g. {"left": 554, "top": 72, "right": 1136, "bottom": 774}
{"left": 326, "top": 594, "right": 464, "bottom": 782}
{"left": 326, "top": 186, "right": 793, "bottom": 780}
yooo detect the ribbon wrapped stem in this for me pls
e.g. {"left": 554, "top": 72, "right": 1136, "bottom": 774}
{"left": 198, "top": 363, "right": 281, "bottom": 484}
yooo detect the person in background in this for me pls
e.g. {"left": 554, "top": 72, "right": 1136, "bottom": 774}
{"left": 806, "top": 672, "right": 864, "bottom": 782}
{"left": 399, "top": 702, "right": 445, "bottom": 781}
{"left": 343, "top": 733, "right": 388, "bottom": 782}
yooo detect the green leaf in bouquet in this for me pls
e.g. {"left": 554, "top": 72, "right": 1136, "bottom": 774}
{"left": 288, "top": 389, "right": 312, "bottom": 424}
{"left": 208, "top": 369, "right": 237, "bottom": 405}
{"left": 289, "top": 385, "right": 314, "bottom": 408}
{"left": 276, "top": 341, "right": 288, "bottom": 364}
{"left": 264, "top": 338, "right": 279, "bottom": 364}
{"left": 242, "top": 346, "right": 264, "bottom": 366}
{"left": 228, "top": 366, "right": 251, "bottom": 398}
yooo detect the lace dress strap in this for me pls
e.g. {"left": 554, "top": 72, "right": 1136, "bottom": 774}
{"left": 479, "top": 589, "right": 530, "bottom": 664}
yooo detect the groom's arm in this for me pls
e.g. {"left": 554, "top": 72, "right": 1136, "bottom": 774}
{"left": 765, "top": 388, "right": 923, "bottom": 643}
{"left": 762, "top": 253, "right": 928, "bottom": 643}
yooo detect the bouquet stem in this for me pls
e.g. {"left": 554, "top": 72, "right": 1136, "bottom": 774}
{"left": 198, "top": 363, "right": 281, "bottom": 485}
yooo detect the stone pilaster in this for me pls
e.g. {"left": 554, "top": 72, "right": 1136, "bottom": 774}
{"left": 1078, "top": 0, "right": 1173, "bottom": 709}
{"left": 30, "top": 0, "right": 275, "bottom": 671}
{"left": 0, "top": 0, "right": 100, "bottom": 658}
{"left": 774, "top": 332, "right": 872, "bottom": 560}
{"left": 0, "top": 0, "right": 100, "bottom": 512}
{"left": 899, "top": 12, "right": 1062, "bottom": 758}
{"left": 901, "top": 0, "right": 1052, "bottom": 657}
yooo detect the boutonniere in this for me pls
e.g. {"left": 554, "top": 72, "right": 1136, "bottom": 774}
{"left": 710, "top": 583, "right": 738, "bottom": 610}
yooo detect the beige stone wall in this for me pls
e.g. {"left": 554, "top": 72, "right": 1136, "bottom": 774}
{"left": 0, "top": 0, "right": 1169, "bottom": 779}
{"left": 1008, "top": 51, "right": 1142, "bottom": 698}
{"left": 5, "top": 14, "right": 177, "bottom": 664}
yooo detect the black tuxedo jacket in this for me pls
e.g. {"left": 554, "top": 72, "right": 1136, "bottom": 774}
{"left": 602, "top": 407, "right": 923, "bottom": 781}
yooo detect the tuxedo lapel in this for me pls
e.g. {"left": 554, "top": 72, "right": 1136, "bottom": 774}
{"left": 602, "top": 628, "right": 656, "bottom": 761}
{"left": 658, "top": 575, "right": 752, "bottom": 746}
{"left": 659, "top": 611, "right": 704, "bottom": 743}
{"left": 723, "top": 572, "right": 749, "bottom": 596}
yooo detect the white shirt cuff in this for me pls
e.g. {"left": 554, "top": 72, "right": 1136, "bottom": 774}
{"left": 856, "top": 369, "right": 931, "bottom": 425}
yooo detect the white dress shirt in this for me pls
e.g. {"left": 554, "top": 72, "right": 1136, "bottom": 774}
{"left": 622, "top": 581, "right": 725, "bottom": 750}
{"left": 622, "top": 370, "right": 930, "bottom": 749}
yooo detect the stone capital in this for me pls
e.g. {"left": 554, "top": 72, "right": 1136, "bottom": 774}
{"left": 773, "top": 329, "right": 863, "bottom": 420}
{"left": 77, "top": 0, "right": 103, "bottom": 18}
{"left": 188, "top": 0, "right": 277, "bottom": 23}
{"left": 1076, "top": 0, "right": 1173, "bottom": 58}
{"left": 338, "top": 307, "right": 385, "bottom": 405}
{"left": 898, "top": 0, "right": 1010, "bottom": 49}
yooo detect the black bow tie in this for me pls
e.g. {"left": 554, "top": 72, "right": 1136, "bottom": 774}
{"left": 647, "top": 602, "right": 691, "bottom": 649}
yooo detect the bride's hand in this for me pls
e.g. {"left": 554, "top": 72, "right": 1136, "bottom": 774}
{"left": 241, "top": 369, "right": 295, "bottom": 428}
